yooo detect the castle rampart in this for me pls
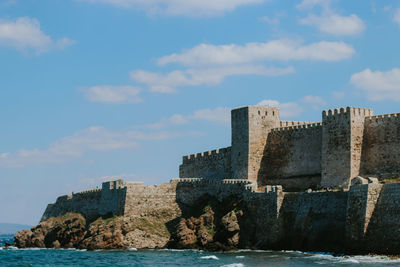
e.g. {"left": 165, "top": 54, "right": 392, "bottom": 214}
{"left": 41, "top": 180, "right": 127, "bottom": 222}
{"left": 36, "top": 104, "right": 400, "bottom": 253}
{"left": 177, "top": 105, "right": 400, "bottom": 191}
{"left": 179, "top": 147, "right": 232, "bottom": 179}
{"left": 258, "top": 122, "right": 323, "bottom": 190}
{"left": 321, "top": 107, "right": 373, "bottom": 188}
{"left": 360, "top": 113, "right": 400, "bottom": 178}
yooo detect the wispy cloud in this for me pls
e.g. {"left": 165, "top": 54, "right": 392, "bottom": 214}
{"left": 394, "top": 8, "right": 400, "bottom": 26}
{"left": 80, "top": 0, "right": 269, "bottom": 17}
{"left": 131, "top": 65, "right": 294, "bottom": 93}
{"left": 301, "top": 95, "right": 327, "bottom": 109}
{"left": 0, "top": 17, "right": 75, "bottom": 54}
{"left": 139, "top": 106, "right": 231, "bottom": 129}
{"left": 257, "top": 95, "right": 327, "bottom": 118}
{"left": 296, "top": 0, "right": 330, "bottom": 10}
{"left": 299, "top": 14, "right": 365, "bottom": 36}
{"left": 81, "top": 85, "right": 143, "bottom": 103}
{"left": 0, "top": 126, "right": 197, "bottom": 167}
{"left": 297, "top": 0, "right": 365, "bottom": 36}
{"left": 157, "top": 39, "right": 355, "bottom": 67}
{"left": 350, "top": 68, "right": 400, "bottom": 101}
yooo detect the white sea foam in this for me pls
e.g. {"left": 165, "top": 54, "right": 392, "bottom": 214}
{"left": 200, "top": 255, "right": 219, "bottom": 260}
{"left": 0, "top": 247, "right": 3, "bottom": 250}
{"left": 220, "top": 264, "right": 244, "bottom": 267}
{"left": 235, "top": 256, "right": 245, "bottom": 258}
{"left": 307, "top": 253, "right": 400, "bottom": 264}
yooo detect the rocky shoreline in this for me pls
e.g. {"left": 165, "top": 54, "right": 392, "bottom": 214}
{"left": 14, "top": 196, "right": 249, "bottom": 251}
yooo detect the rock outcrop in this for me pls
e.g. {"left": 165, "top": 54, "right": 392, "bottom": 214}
{"left": 15, "top": 212, "right": 177, "bottom": 250}
{"left": 14, "top": 195, "right": 251, "bottom": 251}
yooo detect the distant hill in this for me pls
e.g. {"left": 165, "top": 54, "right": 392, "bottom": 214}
{"left": 0, "top": 223, "right": 31, "bottom": 235}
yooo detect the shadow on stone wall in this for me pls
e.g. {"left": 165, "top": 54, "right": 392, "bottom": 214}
{"left": 171, "top": 183, "right": 348, "bottom": 252}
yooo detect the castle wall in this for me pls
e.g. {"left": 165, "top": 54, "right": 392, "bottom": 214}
{"left": 321, "top": 107, "right": 373, "bottom": 188}
{"left": 344, "top": 183, "right": 400, "bottom": 254}
{"left": 360, "top": 113, "right": 400, "bottom": 177}
{"left": 41, "top": 180, "right": 126, "bottom": 222}
{"left": 175, "top": 178, "right": 254, "bottom": 206}
{"left": 231, "top": 106, "right": 280, "bottom": 182}
{"left": 179, "top": 147, "right": 232, "bottom": 179}
{"left": 258, "top": 123, "right": 322, "bottom": 191}
{"left": 123, "top": 180, "right": 181, "bottom": 219}
{"left": 274, "top": 190, "right": 348, "bottom": 251}
{"left": 176, "top": 178, "right": 348, "bottom": 251}
{"left": 231, "top": 107, "right": 250, "bottom": 180}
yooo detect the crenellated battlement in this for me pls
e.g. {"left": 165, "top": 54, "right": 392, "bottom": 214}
{"left": 279, "top": 121, "right": 314, "bottom": 127}
{"left": 75, "top": 188, "right": 102, "bottom": 195}
{"left": 366, "top": 113, "right": 400, "bottom": 122}
{"left": 177, "top": 177, "right": 252, "bottom": 185}
{"left": 178, "top": 105, "right": 400, "bottom": 191}
{"left": 271, "top": 122, "right": 322, "bottom": 133}
{"left": 182, "top": 147, "right": 231, "bottom": 163}
{"left": 322, "top": 107, "right": 373, "bottom": 120}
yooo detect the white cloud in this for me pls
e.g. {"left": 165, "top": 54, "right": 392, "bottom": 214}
{"left": 300, "top": 14, "right": 365, "bottom": 35}
{"left": 81, "top": 0, "right": 268, "bottom": 17}
{"left": 131, "top": 65, "right": 294, "bottom": 93}
{"left": 257, "top": 99, "right": 303, "bottom": 118}
{"left": 259, "top": 16, "right": 280, "bottom": 25}
{"left": 394, "top": 8, "right": 400, "bottom": 26}
{"left": 257, "top": 95, "right": 326, "bottom": 118}
{"left": 157, "top": 40, "right": 355, "bottom": 67}
{"left": 81, "top": 85, "right": 143, "bottom": 103}
{"left": 0, "top": 0, "right": 17, "bottom": 7}
{"left": 301, "top": 95, "right": 327, "bottom": 109}
{"left": 350, "top": 68, "right": 400, "bottom": 101}
{"left": 296, "top": 0, "right": 329, "bottom": 10}
{"left": 0, "top": 17, "right": 74, "bottom": 53}
{"left": 140, "top": 107, "right": 231, "bottom": 129}
{"left": 191, "top": 107, "right": 231, "bottom": 124}
{"left": 0, "top": 126, "right": 195, "bottom": 167}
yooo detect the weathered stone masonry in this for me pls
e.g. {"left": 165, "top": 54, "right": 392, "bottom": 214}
{"left": 40, "top": 104, "right": 400, "bottom": 253}
{"left": 180, "top": 105, "right": 400, "bottom": 190}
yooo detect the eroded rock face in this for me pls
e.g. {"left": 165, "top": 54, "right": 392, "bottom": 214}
{"left": 14, "top": 212, "right": 175, "bottom": 250}
{"left": 14, "top": 195, "right": 251, "bottom": 251}
{"left": 14, "top": 213, "right": 86, "bottom": 249}
{"left": 170, "top": 197, "right": 249, "bottom": 251}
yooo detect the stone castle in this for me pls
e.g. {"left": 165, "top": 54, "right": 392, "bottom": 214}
{"left": 180, "top": 106, "right": 400, "bottom": 190}
{"left": 39, "top": 105, "right": 400, "bottom": 253}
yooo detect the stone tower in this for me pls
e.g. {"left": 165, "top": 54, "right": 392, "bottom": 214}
{"left": 320, "top": 107, "right": 373, "bottom": 188}
{"left": 231, "top": 106, "right": 280, "bottom": 183}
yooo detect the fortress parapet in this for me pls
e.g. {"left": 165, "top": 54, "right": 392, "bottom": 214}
{"left": 271, "top": 122, "right": 322, "bottom": 132}
{"left": 321, "top": 107, "right": 374, "bottom": 189}
{"left": 179, "top": 147, "right": 232, "bottom": 180}
{"left": 178, "top": 105, "right": 400, "bottom": 191}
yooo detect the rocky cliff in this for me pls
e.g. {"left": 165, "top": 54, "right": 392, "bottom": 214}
{"left": 14, "top": 179, "right": 400, "bottom": 254}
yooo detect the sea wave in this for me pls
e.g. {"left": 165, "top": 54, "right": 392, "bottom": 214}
{"left": 200, "top": 255, "right": 219, "bottom": 260}
{"left": 306, "top": 252, "right": 400, "bottom": 264}
{"left": 220, "top": 264, "right": 244, "bottom": 267}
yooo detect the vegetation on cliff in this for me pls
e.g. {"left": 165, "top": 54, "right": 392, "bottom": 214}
{"left": 14, "top": 195, "right": 255, "bottom": 251}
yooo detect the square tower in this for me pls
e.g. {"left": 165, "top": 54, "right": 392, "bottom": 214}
{"left": 320, "top": 107, "right": 373, "bottom": 188}
{"left": 231, "top": 106, "right": 280, "bottom": 183}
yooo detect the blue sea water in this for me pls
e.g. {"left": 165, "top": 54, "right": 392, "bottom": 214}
{"left": 2, "top": 235, "right": 400, "bottom": 267}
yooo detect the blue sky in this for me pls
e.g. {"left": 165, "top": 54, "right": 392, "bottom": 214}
{"left": 1, "top": 0, "right": 400, "bottom": 225}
